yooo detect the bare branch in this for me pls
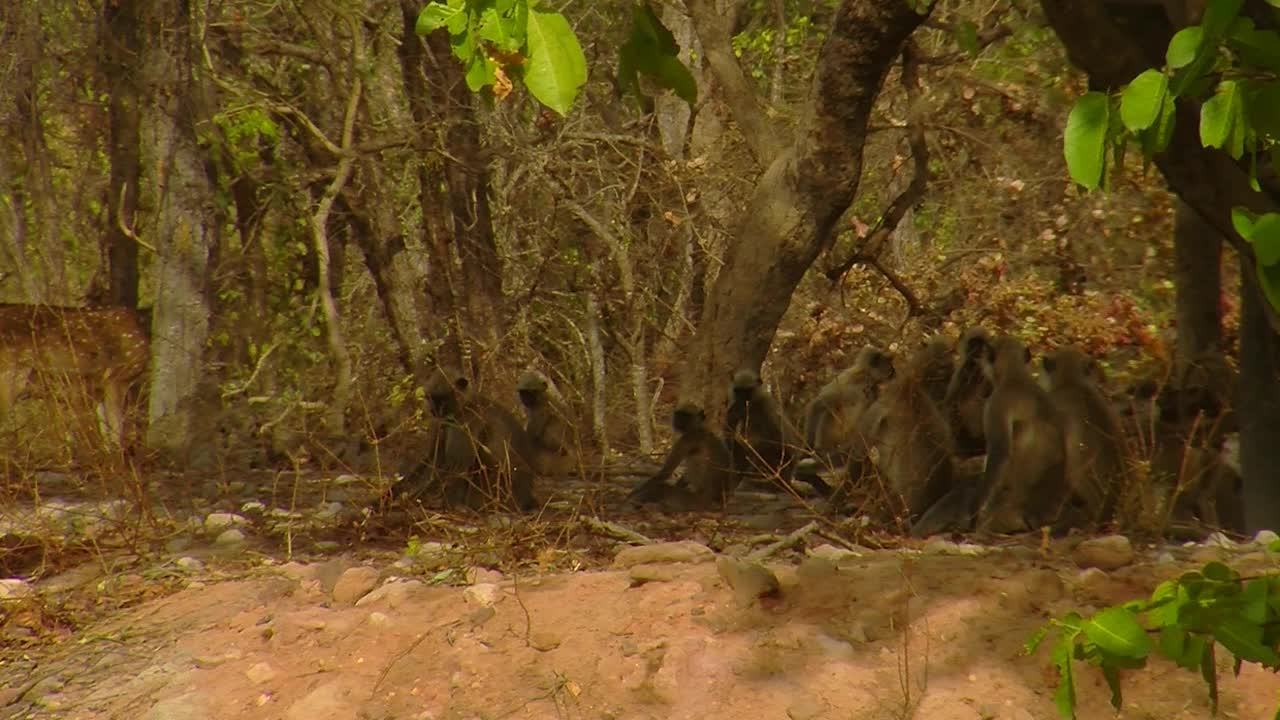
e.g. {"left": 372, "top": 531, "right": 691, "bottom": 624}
{"left": 684, "top": 0, "right": 781, "bottom": 164}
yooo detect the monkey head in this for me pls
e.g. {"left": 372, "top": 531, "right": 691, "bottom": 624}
{"left": 985, "top": 336, "right": 1033, "bottom": 381}
{"left": 730, "top": 369, "right": 762, "bottom": 403}
{"left": 959, "top": 327, "right": 994, "bottom": 362}
{"left": 1040, "top": 346, "right": 1099, "bottom": 389}
{"left": 671, "top": 402, "right": 707, "bottom": 434}
{"left": 425, "top": 367, "right": 468, "bottom": 418}
{"left": 855, "top": 346, "right": 896, "bottom": 383}
{"left": 517, "top": 370, "right": 549, "bottom": 409}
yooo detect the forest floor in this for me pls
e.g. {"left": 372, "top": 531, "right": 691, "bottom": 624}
{"left": 1, "top": 471, "right": 1278, "bottom": 720}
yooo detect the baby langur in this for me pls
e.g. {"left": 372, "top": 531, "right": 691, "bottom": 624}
{"left": 516, "top": 370, "right": 577, "bottom": 476}
{"left": 803, "top": 346, "right": 896, "bottom": 466}
{"left": 399, "top": 367, "right": 539, "bottom": 512}
{"left": 725, "top": 369, "right": 829, "bottom": 494}
{"left": 1040, "top": 347, "right": 1127, "bottom": 527}
{"left": 943, "top": 327, "right": 994, "bottom": 458}
{"left": 977, "top": 337, "right": 1069, "bottom": 533}
{"left": 628, "top": 403, "right": 735, "bottom": 510}
{"left": 864, "top": 346, "right": 956, "bottom": 525}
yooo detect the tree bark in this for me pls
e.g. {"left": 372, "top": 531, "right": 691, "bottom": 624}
{"left": 141, "top": 1, "right": 218, "bottom": 463}
{"left": 1238, "top": 261, "right": 1280, "bottom": 533}
{"left": 100, "top": 0, "right": 142, "bottom": 309}
{"left": 684, "top": 0, "right": 931, "bottom": 403}
{"left": 1173, "top": 199, "right": 1223, "bottom": 367}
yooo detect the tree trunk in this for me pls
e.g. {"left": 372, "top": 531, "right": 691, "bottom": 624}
{"left": 1173, "top": 199, "right": 1223, "bottom": 367}
{"left": 142, "top": 2, "right": 218, "bottom": 463}
{"left": 1238, "top": 262, "right": 1280, "bottom": 533}
{"left": 684, "top": 0, "right": 931, "bottom": 402}
{"left": 423, "top": 32, "right": 506, "bottom": 364}
{"left": 100, "top": 0, "right": 142, "bottom": 309}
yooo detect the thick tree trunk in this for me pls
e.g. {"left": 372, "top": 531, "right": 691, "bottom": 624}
{"left": 424, "top": 32, "right": 506, "bottom": 363}
{"left": 684, "top": 0, "right": 931, "bottom": 402}
{"left": 1173, "top": 199, "right": 1223, "bottom": 366}
{"left": 1238, "top": 262, "right": 1280, "bottom": 533}
{"left": 100, "top": 0, "right": 142, "bottom": 309}
{"left": 142, "top": 3, "right": 218, "bottom": 463}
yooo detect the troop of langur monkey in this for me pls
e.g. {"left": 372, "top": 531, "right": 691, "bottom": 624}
{"left": 396, "top": 329, "right": 1242, "bottom": 536}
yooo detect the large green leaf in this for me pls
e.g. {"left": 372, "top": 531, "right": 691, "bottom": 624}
{"left": 1065, "top": 92, "right": 1111, "bottom": 189}
{"left": 417, "top": 0, "right": 466, "bottom": 35}
{"left": 1249, "top": 81, "right": 1280, "bottom": 140}
{"left": 1231, "top": 28, "right": 1280, "bottom": 73}
{"left": 1248, "top": 213, "right": 1280, "bottom": 265}
{"left": 1260, "top": 259, "right": 1280, "bottom": 313}
{"left": 1051, "top": 633, "right": 1078, "bottom": 719}
{"left": 1201, "top": 0, "right": 1244, "bottom": 39}
{"left": 1167, "top": 26, "right": 1205, "bottom": 69}
{"left": 1201, "top": 81, "right": 1246, "bottom": 158}
{"left": 1083, "top": 607, "right": 1154, "bottom": 659}
{"left": 1214, "top": 617, "right": 1280, "bottom": 667}
{"left": 1121, "top": 70, "right": 1170, "bottom": 132}
{"left": 523, "top": 9, "right": 587, "bottom": 115}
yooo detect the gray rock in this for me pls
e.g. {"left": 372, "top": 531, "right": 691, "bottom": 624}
{"left": 355, "top": 579, "right": 427, "bottom": 609}
{"left": 529, "top": 630, "right": 562, "bottom": 652}
{"left": 787, "top": 695, "right": 826, "bottom": 720}
{"left": 214, "top": 528, "right": 246, "bottom": 546}
{"left": 203, "top": 513, "right": 247, "bottom": 534}
{"left": 806, "top": 543, "right": 865, "bottom": 564}
{"left": 1072, "top": 535, "right": 1134, "bottom": 570}
{"left": 332, "top": 566, "right": 380, "bottom": 604}
{"left": 715, "top": 555, "right": 781, "bottom": 607}
{"left": 0, "top": 578, "right": 33, "bottom": 600}
{"left": 628, "top": 564, "right": 677, "bottom": 584}
{"left": 174, "top": 557, "right": 204, "bottom": 572}
{"left": 1254, "top": 529, "right": 1280, "bottom": 547}
{"left": 1205, "top": 532, "right": 1236, "bottom": 549}
{"left": 463, "top": 583, "right": 502, "bottom": 607}
{"left": 924, "top": 539, "right": 988, "bottom": 556}
{"left": 612, "top": 541, "right": 714, "bottom": 568}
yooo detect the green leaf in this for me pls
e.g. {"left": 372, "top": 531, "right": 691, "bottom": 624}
{"left": 1202, "top": 642, "right": 1220, "bottom": 713}
{"left": 417, "top": 1, "right": 465, "bottom": 35}
{"left": 1259, "top": 257, "right": 1280, "bottom": 313}
{"left": 1065, "top": 92, "right": 1111, "bottom": 189}
{"left": 1248, "top": 213, "right": 1280, "bottom": 265}
{"left": 1201, "top": 0, "right": 1244, "bottom": 39}
{"left": 1084, "top": 607, "right": 1153, "bottom": 660}
{"left": 1167, "top": 26, "right": 1205, "bottom": 69}
{"left": 523, "top": 9, "right": 587, "bottom": 115}
{"left": 1233, "top": 206, "right": 1259, "bottom": 239}
{"left": 1051, "top": 633, "right": 1079, "bottom": 719}
{"left": 632, "top": 1, "right": 680, "bottom": 56}
{"left": 956, "top": 20, "right": 980, "bottom": 57}
{"left": 1214, "top": 617, "right": 1280, "bottom": 667}
{"left": 1231, "top": 28, "right": 1280, "bottom": 73}
{"left": 1269, "top": 538, "right": 1280, "bottom": 554}
{"left": 1122, "top": 70, "right": 1170, "bottom": 132}
{"left": 464, "top": 53, "right": 496, "bottom": 92}
{"left": 477, "top": 7, "right": 521, "bottom": 52}
{"left": 1202, "top": 561, "right": 1237, "bottom": 583}
{"left": 1179, "top": 634, "right": 1208, "bottom": 670}
{"left": 1160, "top": 625, "right": 1187, "bottom": 660}
{"left": 1201, "top": 81, "right": 1246, "bottom": 159}
{"left": 1026, "top": 624, "right": 1052, "bottom": 655}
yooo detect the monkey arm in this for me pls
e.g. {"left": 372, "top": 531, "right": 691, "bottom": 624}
{"left": 628, "top": 438, "right": 692, "bottom": 502}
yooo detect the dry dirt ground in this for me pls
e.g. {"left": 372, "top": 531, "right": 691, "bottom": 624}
{"left": 1, "top": 473, "right": 1279, "bottom": 720}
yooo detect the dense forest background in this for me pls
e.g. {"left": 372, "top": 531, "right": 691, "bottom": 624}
{"left": 1, "top": 0, "right": 1277, "bottom": 527}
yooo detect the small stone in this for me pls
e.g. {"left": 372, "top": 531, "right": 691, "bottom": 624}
{"left": 612, "top": 541, "right": 714, "bottom": 569}
{"left": 1156, "top": 552, "right": 1177, "bottom": 564}
{"left": 175, "top": 557, "right": 204, "bottom": 572}
{"left": 715, "top": 555, "right": 781, "bottom": 607}
{"left": 245, "top": 662, "right": 277, "bottom": 685}
{"left": 1072, "top": 535, "right": 1134, "bottom": 570}
{"left": 240, "top": 501, "right": 267, "bottom": 516}
{"left": 924, "top": 539, "right": 987, "bottom": 556}
{"left": 1254, "top": 529, "right": 1280, "bottom": 547}
{"left": 215, "top": 528, "right": 246, "bottom": 546}
{"left": 529, "top": 630, "right": 562, "bottom": 651}
{"left": 204, "top": 513, "right": 247, "bottom": 534}
{"left": 332, "top": 566, "right": 380, "bottom": 604}
{"left": 463, "top": 583, "right": 502, "bottom": 608}
{"left": 628, "top": 564, "right": 676, "bottom": 584}
{"left": 0, "top": 578, "right": 33, "bottom": 600}
{"left": 466, "top": 567, "right": 503, "bottom": 584}
{"left": 1073, "top": 567, "right": 1109, "bottom": 595}
{"left": 315, "top": 502, "right": 344, "bottom": 521}
{"left": 806, "top": 543, "right": 864, "bottom": 564}
{"left": 1205, "top": 532, "right": 1236, "bottom": 549}
{"left": 355, "top": 579, "right": 426, "bottom": 609}
{"left": 277, "top": 562, "right": 316, "bottom": 582}
{"left": 367, "top": 612, "right": 391, "bottom": 627}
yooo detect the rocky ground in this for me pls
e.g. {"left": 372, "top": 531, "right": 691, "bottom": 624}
{"left": 1, "top": 472, "right": 1278, "bottom": 720}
